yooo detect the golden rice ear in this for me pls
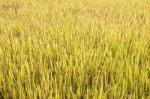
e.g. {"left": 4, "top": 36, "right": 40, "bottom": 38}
{"left": 1, "top": 1, "right": 21, "bottom": 12}
{"left": 1, "top": 1, "right": 21, "bottom": 17}
{"left": 1, "top": 3, "right": 9, "bottom": 11}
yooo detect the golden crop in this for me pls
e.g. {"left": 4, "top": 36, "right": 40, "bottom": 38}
{"left": 0, "top": 0, "right": 150, "bottom": 99}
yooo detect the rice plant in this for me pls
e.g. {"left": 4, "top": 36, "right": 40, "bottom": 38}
{"left": 0, "top": 0, "right": 150, "bottom": 99}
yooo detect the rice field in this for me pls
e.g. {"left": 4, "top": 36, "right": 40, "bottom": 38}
{"left": 0, "top": 0, "right": 150, "bottom": 99}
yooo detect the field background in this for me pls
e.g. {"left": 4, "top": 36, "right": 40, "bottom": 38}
{"left": 0, "top": 0, "right": 150, "bottom": 99}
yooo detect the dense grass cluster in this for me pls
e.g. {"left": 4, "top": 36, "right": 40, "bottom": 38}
{"left": 0, "top": 0, "right": 150, "bottom": 98}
